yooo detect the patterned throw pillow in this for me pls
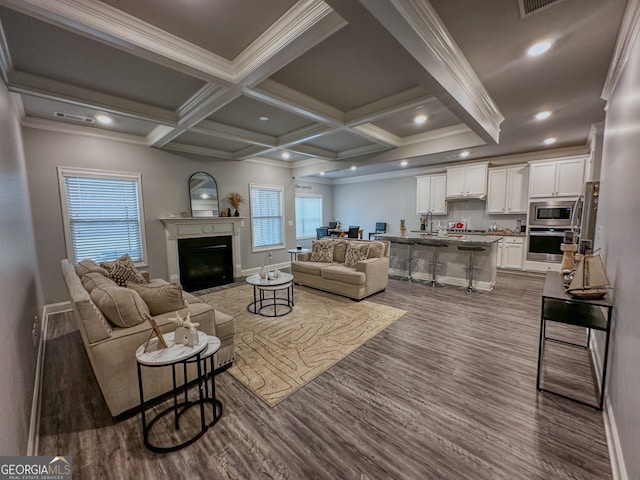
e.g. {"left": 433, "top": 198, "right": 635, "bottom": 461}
{"left": 344, "top": 242, "right": 370, "bottom": 268}
{"left": 101, "top": 254, "right": 146, "bottom": 286}
{"left": 310, "top": 240, "right": 334, "bottom": 262}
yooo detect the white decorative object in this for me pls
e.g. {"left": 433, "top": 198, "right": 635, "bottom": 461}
{"left": 260, "top": 264, "right": 267, "bottom": 279}
{"left": 168, "top": 312, "right": 200, "bottom": 347}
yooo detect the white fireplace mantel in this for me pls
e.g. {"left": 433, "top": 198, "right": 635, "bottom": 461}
{"left": 159, "top": 217, "right": 244, "bottom": 284}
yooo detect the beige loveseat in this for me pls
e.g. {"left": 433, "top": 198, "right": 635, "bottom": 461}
{"left": 291, "top": 238, "right": 390, "bottom": 300}
{"left": 61, "top": 258, "right": 235, "bottom": 416}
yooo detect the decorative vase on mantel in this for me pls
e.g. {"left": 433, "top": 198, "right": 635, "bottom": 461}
{"left": 234, "top": 209, "right": 239, "bottom": 217}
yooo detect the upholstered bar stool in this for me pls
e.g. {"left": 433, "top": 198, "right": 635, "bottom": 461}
{"left": 457, "top": 245, "right": 486, "bottom": 293}
{"left": 425, "top": 242, "right": 448, "bottom": 287}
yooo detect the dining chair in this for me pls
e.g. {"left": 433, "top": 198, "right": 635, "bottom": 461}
{"left": 329, "top": 221, "right": 337, "bottom": 229}
{"left": 369, "top": 222, "right": 387, "bottom": 239}
{"left": 347, "top": 226, "right": 360, "bottom": 238}
{"left": 316, "top": 227, "right": 329, "bottom": 239}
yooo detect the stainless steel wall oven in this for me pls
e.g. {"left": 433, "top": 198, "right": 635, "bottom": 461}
{"left": 527, "top": 200, "right": 576, "bottom": 262}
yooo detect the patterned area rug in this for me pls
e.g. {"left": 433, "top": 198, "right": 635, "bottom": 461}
{"left": 200, "top": 284, "right": 406, "bottom": 407}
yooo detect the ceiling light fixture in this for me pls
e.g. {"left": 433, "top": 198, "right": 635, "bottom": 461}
{"left": 95, "top": 114, "right": 112, "bottom": 125}
{"left": 414, "top": 114, "right": 427, "bottom": 125}
{"left": 259, "top": 115, "right": 270, "bottom": 121}
{"left": 320, "top": 172, "right": 325, "bottom": 176}
{"left": 460, "top": 151, "right": 470, "bottom": 158}
{"left": 281, "top": 152, "right": 290, "bottom": 160}
{"left": 400, "top": 160, "right": 408, "bottom": 167}
{"left": 535, "top": 110, "right": 552, "bottom": 120}
{"left": 527, "top": 40, "right": 553, "bottom": 57}
{"left": 543, "top": 137, "right": 557, "bottom": 145}
{"left": 350, "top": 165, "right": 357, "bottom": 171}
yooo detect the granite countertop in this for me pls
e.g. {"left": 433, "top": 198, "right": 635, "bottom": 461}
{"left": 378, "top": 232, "right": 501, "bottom": 245}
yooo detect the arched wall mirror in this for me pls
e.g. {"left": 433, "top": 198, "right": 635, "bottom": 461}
{"left": 189, "top": 172, "right": 219, "bottom": 217}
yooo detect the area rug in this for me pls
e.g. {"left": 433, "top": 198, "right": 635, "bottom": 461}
{"left": 200, "top": 284, "right": 406, "bottom": 407}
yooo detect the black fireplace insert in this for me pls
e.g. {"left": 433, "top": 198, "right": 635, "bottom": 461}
{"left": 178, "top": 236, "right": 233, "bottom": 292}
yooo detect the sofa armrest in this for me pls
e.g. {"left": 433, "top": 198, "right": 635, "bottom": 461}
{"left": 297, "top": 252, "right": 311, "bottom": 261}
{"left": 355, "top": 257, "right": 389, "bottom": 275}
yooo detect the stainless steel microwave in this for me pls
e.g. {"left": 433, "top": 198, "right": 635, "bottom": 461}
{"left": 529, "top": 201, "right": 575, "bottom": 227}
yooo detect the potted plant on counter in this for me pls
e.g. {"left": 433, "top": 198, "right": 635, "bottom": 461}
{"left": 400, "top": 219, "right": 407, "bottom": 235}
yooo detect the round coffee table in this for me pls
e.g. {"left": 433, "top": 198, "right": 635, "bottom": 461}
{"left": 246, "top": 272, "right": 294, "bottom": 317}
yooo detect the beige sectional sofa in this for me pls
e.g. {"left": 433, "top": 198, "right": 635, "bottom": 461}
{"left": 61, "top": 258, "right": 235, "bottom": 416}
{"left": 291, "top": 238, "right": 390, "bottom": 300}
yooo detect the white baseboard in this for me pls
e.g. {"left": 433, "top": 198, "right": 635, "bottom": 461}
{"left": 27, "top": 302, "right": 72, "bottom": 456}
{"left": 241, "top": 261, "right": 290, "bottom": 277}
{"left": 590, "top": 334, "right": 628, "bottom": 480}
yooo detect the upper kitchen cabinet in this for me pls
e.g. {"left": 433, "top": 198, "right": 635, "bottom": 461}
{"left": 445, "top": 163, "right": 488, "bottom": 199}
{"left": 528, "top": 158, "right": 585, "bottom": 198}
{"left": 416, "top": 174, "right": 447, "bottom": 215}
{"left": 487, "top": 164, "right": 529, "bottom": 213}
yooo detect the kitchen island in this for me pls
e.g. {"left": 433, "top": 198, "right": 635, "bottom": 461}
{"left": 378, "top": 232, "right": 501, "bottom": 291}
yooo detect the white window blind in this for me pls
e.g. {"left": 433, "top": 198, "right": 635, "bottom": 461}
{"left": 59, "top": 168, "right": 146, "bottom": 265}
{"left": 295, "top": 194, "right": 322, "bottom": 239}
{"left": 250, "top": 184, "right": 284, "bottom": 250}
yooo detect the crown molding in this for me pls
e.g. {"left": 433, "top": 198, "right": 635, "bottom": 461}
{"left": 602, "top": 0, "right": 640, "bottom": 101}
{"left": 361, "top": 0, "right": 503, "bottom": 144}
{"left": 21, "top": 115, "right": 148, "bottom": 145}
{"left": 397, "top": 123, "right": 471, "bottom": 146}
{"left": 10, "top": 92, "right": 25, "bottom": 119}
{"left": 8, "top": 70, "right": 177, "bottom": 125}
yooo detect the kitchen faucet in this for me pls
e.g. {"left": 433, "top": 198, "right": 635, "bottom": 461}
{"left": 425, "top": 210, "right": 433, "bottom": 234}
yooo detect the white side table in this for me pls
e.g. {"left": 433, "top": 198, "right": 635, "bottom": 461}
{"left": 245, "top": 272, "right": 294, "bottom": 317}
{"left": 288, "top": 247, "right": 311, "bottom": 261}
{"left": 136, "top": 332, "right": 222, "bottom": 452}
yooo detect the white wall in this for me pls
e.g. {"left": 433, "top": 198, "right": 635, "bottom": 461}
{"left": 0, "top": 85, "right": 42, "bottom": 454}
{"left": 23, "top": 128, "right": 298, "bottom": 303}
{"left": 597, "top": 17, "right": 640, "bottom": 480}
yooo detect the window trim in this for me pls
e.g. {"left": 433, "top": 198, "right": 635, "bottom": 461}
{"left": 295, "top": 192, "right": 323, "bottom": 240}
{"left": 249, "top": 183, "right": 285, "bottom": 253}
{"left": 57, "top": 166, "right": 148, "bottom": 266}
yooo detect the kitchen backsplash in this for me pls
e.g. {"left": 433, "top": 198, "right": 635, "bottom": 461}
{"left": 422, "top": 199, "right": 526, "bottom": 232}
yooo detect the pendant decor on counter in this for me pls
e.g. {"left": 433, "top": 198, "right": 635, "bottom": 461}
{"left": 400, "top": 219, "right": 407, "bottom": 235}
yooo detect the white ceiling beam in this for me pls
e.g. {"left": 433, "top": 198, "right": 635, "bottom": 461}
{"left": 344, "top": 87, "right": 435, "bottom": 125}
{"left": 0, "top": 18, "right": 13, "bottom": 84}
{"left": 336, "top": 144, "right": 391, "bottom": 160}
{"left": 162, "top": 142, "right": 234, "bottom": 160}
{"left": 233, "top": 145, "right": 274, "bottom": 161}
{"left": 192, "top": 119, "right": 276, "bottom": 148}
{"left": 7, "top": 70, "right": 177, "bottom": 124}
{"left": 352, "top": 124, "right": 403, "bottom": 147}
{"left": 277, "top": 124, "right": 334, "bottom": 148}
{"left": 246, "top": 79, "right": 345, "bottom": 126}
{"left": 287, "top": 143, "right": 337, "bottom": 160}
{"left": 359, "top": 0, "right": 503, "bottom": 144}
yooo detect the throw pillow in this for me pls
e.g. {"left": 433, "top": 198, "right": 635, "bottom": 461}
{"left": 81, "top": 271, "right": 118, "bottom": 293}
{"left": 75, "top": 259, "right": 109, "bottom": 278}
{"left": 90, "top": 284, "right": 149, "bottom": 328}
{"left": 310, "top": 240, "right": 334, "bottom": 262}
{"left": 126, "top": 282, "right": 187, "bottom": 316}
{"left": 344, "top": 242, "right": 370, "bottom": 268}
{"left": 101, "top": 254, "right": 146, "bottom": 286}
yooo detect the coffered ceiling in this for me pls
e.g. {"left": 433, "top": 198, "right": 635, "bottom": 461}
{"left": 0, "top": 0, "right": 627, "bottom": 179}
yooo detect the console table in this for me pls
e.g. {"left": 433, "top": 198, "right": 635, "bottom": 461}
{"left": 536, "top": 271, "right": 613, "bottom": 410}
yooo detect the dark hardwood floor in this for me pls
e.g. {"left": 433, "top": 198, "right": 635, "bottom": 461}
{"left": 39, "top": 272, "right": 612, "bottom": 479}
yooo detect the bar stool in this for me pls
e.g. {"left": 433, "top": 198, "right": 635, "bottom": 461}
{"left": 425, "top": 242, "right": 448, "bottom": 287}
{"left": 397, "top": 241, "right": 416, "bottom": 282}
{"left": 457, "top": 245, "right": 486, "bottom": 293}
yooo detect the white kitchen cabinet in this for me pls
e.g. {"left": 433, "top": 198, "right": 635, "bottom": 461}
{"left": 529, "top": 158, "right": 585, "bottom": 198}
{"left": 445, "top": 162, "right": 488, "bottom": 199}
{"left": 487, "top": 164, "right": 529, "bottom": 213}
{"left": 416, "top": 174, "right": 447, "bottom": 215}
{"left": 496, "top": 236, "right": 524, "bottom": 269}
{"left": 502, "top": 237, "right": 525, "bottom": 269}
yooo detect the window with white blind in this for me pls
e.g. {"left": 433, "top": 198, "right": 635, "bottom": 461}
{"left": 58, "top": 167, "right": 147, "bottom": 265}
{"left": 295, "top": 193, "right": 322, "bottom": 239}
{"left": 249, "top": 183, "right": 284, "bottom": 251}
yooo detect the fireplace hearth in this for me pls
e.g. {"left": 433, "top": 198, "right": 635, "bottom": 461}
{"left": 178, "top": 236, "right": 233, "bottom": 292}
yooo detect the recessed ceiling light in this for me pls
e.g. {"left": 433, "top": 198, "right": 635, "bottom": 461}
{"left": 400, "top": 160, "right": 408, "bottom": 167}
{"left": 320, "top": 172, "right": 325, "bottom": 175}
{"left": 259, "top": 115, "right": 270, "bottom": 121}
{"left": 200, "top": 194, "right": 209, "bottom": 199}
{"left": 350, "top": 165, "right": 357, "bottom": 171}
{"left": 414, "top": 114, "right": 427, "bottom": 125}
{"left": 95, "top": 114, "right": 112, "bottom": 125}
{"left": 535, "top": 110, "right": 552, "bottom": 120}
{"left": 460, "top": 151, "right": 470, "bottom": 158}
{"left": 527, "top": 40, "right": 553, "bottom": 57}
{"left": 543, "top": 137, "right": 557, "bottom": 145}
{"left": 281, "top": 152, "right": 290, "bottom": 160}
